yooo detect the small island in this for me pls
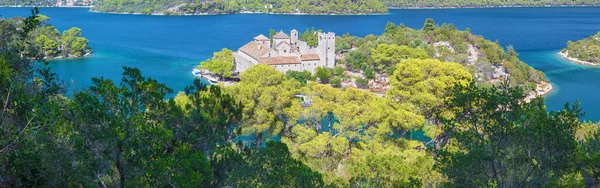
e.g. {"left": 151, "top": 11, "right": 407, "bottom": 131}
{"left": 560, "top": 31, "right": 600, "bottom": 66}
{"left": 197, "top": 19, "right": 551, "bottom": 100}
{"left": 0, "top": 14, "right": 91, "bottom": 59}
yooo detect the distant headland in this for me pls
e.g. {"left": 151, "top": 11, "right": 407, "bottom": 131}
{"left": 560, "top": 32, "right": 600, "bottom": 66}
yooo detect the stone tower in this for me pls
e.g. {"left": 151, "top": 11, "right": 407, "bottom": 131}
{"left": 290, "top": 29, "right": 299, "bottom": 46}
{"left": 318, "top": 32, "right": 336, "bottom": 68}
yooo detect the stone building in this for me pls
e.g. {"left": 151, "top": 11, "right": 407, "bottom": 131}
{"left": 234, "top": 29, "right": 335, "bottom": 73}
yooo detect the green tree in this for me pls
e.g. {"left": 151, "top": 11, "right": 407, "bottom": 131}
{"left": 227, "top": 64, "right": 302, "bottom": 147}
{"left": 436, "top": 83, "right": 582, "bottom": 187}
{"left": 387, "top": 58, "right": 472, "bottom": 118}
{"left": 330, "top": 76, "right": 342, "bottom": 88}
{"left": 286, "top": 70, "right": 313, "bottom": 86}
{"left": 211, "top": 142, "right": 324, "bottom": 187}
{"left": 199, "top": 48, "right": 235, "bottom": 79}
{"left": 422, "top": 18, "right": 436, "bottom": 31}
{"left": 315, "top": 66, "right": 332, "bottom": 83}
{"left": 370, "top": 44, "right": 429, "bottom": 74}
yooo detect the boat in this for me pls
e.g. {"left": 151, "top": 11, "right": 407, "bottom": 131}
{"left": 207, "top": 78, "right": 219, "bottom": 84}
{"left": 192, "top": 68, "right": 202, "bottom": 77}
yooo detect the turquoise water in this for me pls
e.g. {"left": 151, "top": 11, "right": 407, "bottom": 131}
{"left": 1, "top": 7, "right": 600, "bottom": 120}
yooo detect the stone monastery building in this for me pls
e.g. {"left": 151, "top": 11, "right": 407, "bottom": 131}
{"left": 234, "top": 29, "right": 335, "bottom": 73}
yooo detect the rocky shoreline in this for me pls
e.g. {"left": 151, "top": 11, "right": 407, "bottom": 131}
{"left": 558, "top": 51, "right": 598, "bottom": 66}
{"left": 525, "top": 81, "right": 553, "bottom": 102}
{"left": 45, "top": 52, "right": 92, "bottom": 60}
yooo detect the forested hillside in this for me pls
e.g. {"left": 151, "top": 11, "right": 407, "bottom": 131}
{"left": 0, "top": 14, "right": 90, "bottom": 59}
{"left": 91, "top": 0, "right": 388, "bottom": 15}
{"left": 0, "top": 0, "right": 92, "bottom": 6}
{"left": 562, "top": 31, "right": 600, "bottom": 65}
{"left": 382, "top": 0, "right": 600, "bottom": 8}
{"left": 337, "top": 19, "right": 546, "bottom": 93}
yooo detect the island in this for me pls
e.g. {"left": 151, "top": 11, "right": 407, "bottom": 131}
{"left": 0, "top": 14, "right": 91, "bottom": 59}
{"left": 91, "top": 0, "right": 389, "bottom": 15}
{"left": 560, "top": 31, "right": 600, "bottom": 66}
{"left": 198, "top": 19, "right": 551, "bottom": 100}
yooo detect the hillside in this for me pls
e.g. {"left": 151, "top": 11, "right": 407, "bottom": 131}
{"left": 337, "top": 19, "right": 547, "bottom": 94}
{"left": 0, "top": 0, "right": 93, "bottom": 6}
{"left": 561, "top": 31, "right": 600, "bottom": 65}
{"left": 382, "top": 0, "right": 600, "bottom": 8}
{"left": 90, "top": 0, "right": 389, "bottom": 15}
{"left": 0, "top": 14, "right": 91, "bottom": 59}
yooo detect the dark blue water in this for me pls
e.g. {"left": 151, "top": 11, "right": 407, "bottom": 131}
{"left": 1, "top": 7, "right": 600, "bottom": 120}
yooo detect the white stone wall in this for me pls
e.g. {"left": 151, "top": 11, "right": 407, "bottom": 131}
{"left": 301, "top": 60, "right": 319, "bottom": 73}
{"left": 273, "top": 63, "right": 303, "bottom": 73}
{"left": 234, "top": 51, "right": 259, "bottom": 72}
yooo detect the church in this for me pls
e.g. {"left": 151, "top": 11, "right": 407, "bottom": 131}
{"left": 234, "top": 29, "right": 336, "bottom": 73}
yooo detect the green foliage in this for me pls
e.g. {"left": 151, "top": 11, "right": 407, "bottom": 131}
{"left": 300, "top": 28, "right": 321, "bottom": 47}
{"left": 227, "top": 64, "right": 302, "bottom": 147}
{"left": 381, "top": 0, "right": 600, "bottom": 8}
{"left": 339, "top": 19, "right": 546, "bottom": 93}
{"left": 330, "top": 76, "right": 342, "bottom": 87}
{"left": 92, "top": 0, "right": 389, "bottom": 15}
{"left": 333, "top": 66, "right": 346, "bottom": 76}
{"left": 61, "top": 27, "right": 90, "bottom": 57}
{"left": 436, "top": 83, "right": 582, "bottom": 187}
{"left": 355, "top": 78, "right": 369, "bottom": 88}
{"left": 315, "top": 66, "right": 332, "bottom": 83}
{"left": 422, "top": 18, "right": 436, "bottom": 31}
{"left": 211, "top": 142, "right": 324, "bottom": 187}
{"left": 370, "top": 44, "right": 429, "bottom": 74}
{"left": 199, "top": 48, "right": 235, "bottom": 78}
{"left": 286, "top": 70, "right": 313, "bottom": 86}
{"left": 387, "top": 58, "right": 472, "bottom": 118}
{"left": 564, "top": 31, "right": 600, "bottom": 64}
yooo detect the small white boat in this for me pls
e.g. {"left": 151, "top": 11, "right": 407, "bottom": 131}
{"left": 192, "top": 68, "right": 202, "bottom": 77}
{"left": 207, "top": 79, "right": 219, "bottom": 84}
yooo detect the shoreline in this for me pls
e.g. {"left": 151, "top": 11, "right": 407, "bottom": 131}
{"left": 558, "top": 51, "right": 599, "bottom": 66}
{"left": 389, "top": 5, "right": 600, "bottom": 10}
{"left": 525, "top": 81, "right": 553, "bottom": 102}
{"left": 0, "top": 5, "right": 92, "bottom": 8}
{"left": 46, "top": 52, "right": 92, "bottom": 60}
{"left": 90, "top": 10, "right": 388, "bottom": 16}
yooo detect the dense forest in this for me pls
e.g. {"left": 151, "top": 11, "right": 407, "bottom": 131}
{"left": 382, "top": 0, "right": 600, "bottom": 8}
{"left": 563, "top": 31, "right": 600, "bottom": 65}
{"left": 2, "top": 9, "right": 600, "bottom": 187}
{"left": 0, "top": 14, "right": 91, "bottom": 59}
{"left": 0, "top": 0, "right": 92, "bottom": 6}
{"left": 91, "top": 0, "right": 388, "bottom": 15}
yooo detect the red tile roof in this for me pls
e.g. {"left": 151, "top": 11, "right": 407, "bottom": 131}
{"left": 239, "top": 41, "right": 270, "bottom": 60}
{"left": 259, "top": 56, "right": 301, "bottom": 65}
{"left": 300, "top": 54, "right": 320, "bottom": 61}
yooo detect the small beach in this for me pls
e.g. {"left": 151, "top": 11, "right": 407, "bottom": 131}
{"left": 558, "top": 51, "right": 599, "bottom": 66}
